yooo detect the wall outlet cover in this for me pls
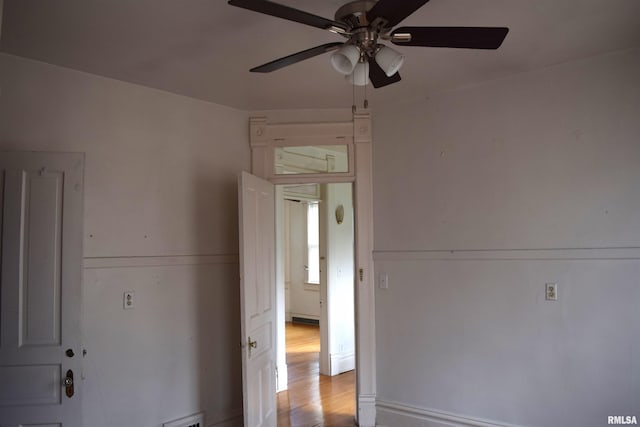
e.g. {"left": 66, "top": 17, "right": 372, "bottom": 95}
{"left": 123, "top": 291, "right": 135, "bottom": 309}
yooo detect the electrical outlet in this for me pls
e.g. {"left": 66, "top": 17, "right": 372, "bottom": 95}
{"left": 378, "top": 273, "right": 388, "bottom": 289}
{"left": 123, "top": 291, "right": 135, "bottom": 309}
{"left": 545, "top": 283, "right": 558, "bottom": 301}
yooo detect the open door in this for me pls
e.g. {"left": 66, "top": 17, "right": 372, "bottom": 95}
{"left": 238, "top": 171, "right": 277, "bottom": 427}
{"left": 0, "top": 151, "right": 84, "bottom": 427}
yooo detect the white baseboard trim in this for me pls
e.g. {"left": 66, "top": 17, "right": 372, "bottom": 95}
{"left": 330, "top": 351, "right": 355, "bottom": 376}
{"left": 358, "top": 394, "right": 376, "bottom": 427}
{"left": 376, "top": 400, "right": 519, "bottom": 427}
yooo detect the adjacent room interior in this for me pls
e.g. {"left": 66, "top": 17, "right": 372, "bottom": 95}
{"left": 276, "top": 148, "right": 356, "bottom": 425}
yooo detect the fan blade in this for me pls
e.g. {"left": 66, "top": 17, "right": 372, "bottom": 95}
{"left": 367, "top": 0, "right": 430, "bottom": 28}
{"left": 250, "top": 42, "right": 344, "bottom": 73}
{"left": 368, "top": 58, "right": 401, "bottom": 88}
{"left": 392, "top": 26, "right": 509, "bottom": 49}
{"left": 228, "top": 0, "right": 347, "bottom": 32}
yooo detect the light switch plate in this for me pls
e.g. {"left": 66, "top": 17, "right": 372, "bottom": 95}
{"left": 378, "top": 273, "right": 389, "bottom": 289}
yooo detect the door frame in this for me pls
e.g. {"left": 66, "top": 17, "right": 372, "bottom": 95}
{"left": 248, "top": 114, "right": 376, "bottom": 427}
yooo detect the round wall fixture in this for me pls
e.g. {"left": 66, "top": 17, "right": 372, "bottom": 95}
{"left": 335, "top": 204, "right": 345, "bottom": 224}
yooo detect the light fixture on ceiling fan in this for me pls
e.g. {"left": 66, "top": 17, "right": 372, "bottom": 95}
{"left": 228, "top": 0, "right": 509, "bottom": 88}
{"left": 331, "top": 43, "right": 404, "bottom": 86}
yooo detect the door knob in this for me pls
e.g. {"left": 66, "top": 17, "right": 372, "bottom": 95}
{"left": 63, "top": 370, "right": 74, "bottom": 397}
{"left": 247, "top": 337, "right": 257, "bottom": 356}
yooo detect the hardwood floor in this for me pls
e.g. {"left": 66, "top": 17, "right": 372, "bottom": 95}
{"left": 277, "top": 322, "right": 356, "bottom": 427}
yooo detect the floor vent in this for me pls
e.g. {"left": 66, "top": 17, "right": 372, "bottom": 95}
{"left": 292, "top": 316, "right": 319, "bottom": 326}
{"left": 163, "top": 412, "right": 205, "bottom": 427}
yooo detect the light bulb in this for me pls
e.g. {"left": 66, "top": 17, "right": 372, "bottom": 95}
{"left": 330, "top": 44, "right": 360, "bottom": 75}
{"left": 375, "top": 45, "right": 404, "bottom": 77}
{"left": 346, "top": 61, "right": 370, "bottom": 86}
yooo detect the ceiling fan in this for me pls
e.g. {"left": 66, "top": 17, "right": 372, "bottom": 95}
{"left": 228, "top": 0, "right": 509, "bottom": 88}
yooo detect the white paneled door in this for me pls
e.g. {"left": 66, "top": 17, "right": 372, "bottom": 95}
{"left": 238, "top": 171, "right": 277, "bottom": 427}
{"left": 0, "top": 152, "right": 84, "bottom": 427}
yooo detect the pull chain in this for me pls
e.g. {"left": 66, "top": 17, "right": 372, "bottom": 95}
{"left": 364, "top": 71, "right": 369, "bottom": 109}
{"left": 352, "top": 76, "right": 357, "bottom": 114}
{"left": 351, "top": 61, "right": 370, "bottom": 112}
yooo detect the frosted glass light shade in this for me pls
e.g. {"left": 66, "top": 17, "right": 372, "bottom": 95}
{"left": 331, "top": 44, "right": 361, "bottom": 75}
{"left": 346, "top": 61, "right": 370, "bottom": 86}
{"left": 376, "top": 46, "right": 404, "bottom": 77}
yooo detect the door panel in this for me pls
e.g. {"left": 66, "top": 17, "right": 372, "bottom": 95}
{"left": 20, "top": 170, "right": 64, "bottom": 347}
{"left": 0, "top": 364, "right": 61, "bottom": 406}
{"left": 239, "top": 171, "right": 276, "bottom": 427}
{"left": 0, "top": 152, "right": 83, "bottom": 427}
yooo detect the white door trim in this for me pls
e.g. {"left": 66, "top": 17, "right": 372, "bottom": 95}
{"left": 248, "top": 114, "right": 376, "bottom": 427}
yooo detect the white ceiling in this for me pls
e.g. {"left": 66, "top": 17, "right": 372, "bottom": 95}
{"left": 1, "top": 0, "right": 639, "bottom": 110}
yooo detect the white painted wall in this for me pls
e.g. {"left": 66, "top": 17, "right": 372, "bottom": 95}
{"left": 285, "top": 199, "right": 321, "bottom": 320}
{"left": 0, "top": 53, "right": 249, "bottom": 427}
{"left": 323, "top": 183, "right": 355, "bottom": 375}
{"left": 373, "top": 48, "right": 640, "bottom": 427}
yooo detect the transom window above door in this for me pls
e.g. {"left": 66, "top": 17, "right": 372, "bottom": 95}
{"left": 274, "top": 145, "right": 349, "bottom": 175}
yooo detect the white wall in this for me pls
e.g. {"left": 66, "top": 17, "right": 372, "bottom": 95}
{"left": 373, "top": 48, "right": 640, "bottom": 427}
{"left": 0, "top": 53, "right": 249, "bottom": 427}
{"left": 324, "top": 183, "right": 355, "bottom": 375}
{"left": 285, "top": 199, "right": 321, "bottom": 320}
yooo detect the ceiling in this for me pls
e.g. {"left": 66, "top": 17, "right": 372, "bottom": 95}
{"left": 1, "top": 0, "right": 639, "bottom": 111}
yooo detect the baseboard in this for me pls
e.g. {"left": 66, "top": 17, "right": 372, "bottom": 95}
{"left": 376, "top": 400, "right": 519, "bottom": 427}
{"left": 330, "top": 351, "right": 355, "bottom": 376}
{"left": 358, "top": 394, "right": 376, "bottom": 427}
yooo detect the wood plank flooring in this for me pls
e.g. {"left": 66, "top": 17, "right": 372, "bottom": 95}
{"left": 277, "top": 322, "right": 356, "bottom": 427}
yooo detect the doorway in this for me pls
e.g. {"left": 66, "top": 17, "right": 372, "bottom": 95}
{"left": 242, "top": 115, "right": 376, "bottom": 427}
{"left": 277, "top": 182, "right": 356, "bottom": 426}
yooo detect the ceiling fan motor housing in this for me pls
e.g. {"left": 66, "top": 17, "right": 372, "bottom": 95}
{"left": 335, "top": 1, "right": 388, "bottom": 59}
{"left": 334, "top": 0, "right": 378, "bottom": 29}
